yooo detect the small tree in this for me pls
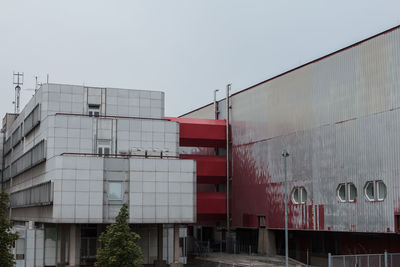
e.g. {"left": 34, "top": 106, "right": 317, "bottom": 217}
{"left": 0, "top": 190, "right": 19, "bottom": 267}
{"left": 96, "top": 204, "right": 143, "bottom": 267}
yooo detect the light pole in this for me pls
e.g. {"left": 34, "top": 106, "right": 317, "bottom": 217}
{"left": 282, "top": 149, "right": 289, "bottom": 267}
{"left": 226, "top": 84, "right": 231, "bottom": 235}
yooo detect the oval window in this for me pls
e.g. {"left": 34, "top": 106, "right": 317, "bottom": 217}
{"left": 365, "top": 181, "right": 374, "bottom": 201}
{"left": 377, "top": 181, "right": 387, "bottom": 201}
{"left": 348, "top": 183, "right": 357, "bottom": 202}
{"left": 292, "top": 187, "right": 307, "bottom": 204}
{"left": 337, "top": 184, "right": 346, "bottom": 202}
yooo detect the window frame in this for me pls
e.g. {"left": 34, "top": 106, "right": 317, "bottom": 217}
{"left": 291, "top": 186, "right": 307, "bottom": 204}
{"left": 364, "top": 180, "right": 387, "bottom": 202}
{"left": 108, "top": 182, "right": 123, "bottom": 202}
{"left": 88, "top": 105, "right": 100, "bottom": 117}
{"left": 376, "top": 180, "right": 387, "bottom": 201}
{"left": 97, "top": 140, "right": 111, "bottom": 156}
{"left": 348, "top": 183, "right": 357, "bottom": 203}
{"left": 292, "top": 188, "right": 299, "bottom": 204}
{"left": 337, "top": 183, "right": 346, "bottom": 202}
{"left": 364, "top": 181, "right": 375, "bottom": 201}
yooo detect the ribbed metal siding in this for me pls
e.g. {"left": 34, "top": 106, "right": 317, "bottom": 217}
{"left": 183, "top": 27, "right": 400, "bottom": 233}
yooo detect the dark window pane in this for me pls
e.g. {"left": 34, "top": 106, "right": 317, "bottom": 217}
{"left": 89, "top": 238, "right": 97, "bottom": 256}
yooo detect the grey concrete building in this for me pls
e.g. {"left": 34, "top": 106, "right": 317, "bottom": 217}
{"left": 1, "top": 84, "right": 196, "bottom": 266}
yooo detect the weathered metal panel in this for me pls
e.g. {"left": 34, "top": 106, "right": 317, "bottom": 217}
{"left": 183, "top": 27, "right": 400, "bottom": 233}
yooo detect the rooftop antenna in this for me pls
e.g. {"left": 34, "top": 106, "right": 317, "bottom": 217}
{"left": 35, "top": 76, "right": 39, "bottom": 91}
{"left": 13, "top": 72, "right": 24, "bottom": 113}
{"left": 33, "top": 75, "right": 43, "bottom": 92}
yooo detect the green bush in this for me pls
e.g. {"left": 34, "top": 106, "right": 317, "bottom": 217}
{"left": 0, "top": 190, "right": 19, "bottom": 267}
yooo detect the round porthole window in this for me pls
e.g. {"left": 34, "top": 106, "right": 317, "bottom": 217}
{"left": 337, "top": 184, "right": 346, "bottom": 202}
{"left": 364, "top": 180, "right": 387, "bottom": 201}
{"left": 292, "top": 187, "right": 307, "bottom": 204}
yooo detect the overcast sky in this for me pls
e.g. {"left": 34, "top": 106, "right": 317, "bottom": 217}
{"left": 1, "top": 0, "right": 400, "bottom": 117}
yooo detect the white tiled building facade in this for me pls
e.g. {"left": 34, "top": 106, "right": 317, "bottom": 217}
{"left": 1, "top": 84, "right": 196, "bottom": 266}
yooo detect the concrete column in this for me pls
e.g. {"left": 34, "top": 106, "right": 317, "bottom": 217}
{"left": 158, "top": 224, "right": 163, "bottom": 261}
{"left": 26, "top": 229, "right": 36, "bottom": 267}
{"left": 35, "top": 228, "right": 44, "bottom": 267}
{"left": 57, "top": 225, "right": 66, "bottom": 267}
{"left": 69, "top": 224, "right": 80, "bottom": 267}
{"left": 258, "top": 228, "right": 276, "bottom": 256}
{"left": 154, "top": 224, "right": 168, "bottom": 267}
{"left": 170, "top": 224, "right": 182, "bottom": 267}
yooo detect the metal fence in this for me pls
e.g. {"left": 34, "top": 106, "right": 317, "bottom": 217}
{"left": 329, "top": 252, "right": 400, "bottom": 267}
{"left": 194, "top": 240, "right": 211, "bottom": 257}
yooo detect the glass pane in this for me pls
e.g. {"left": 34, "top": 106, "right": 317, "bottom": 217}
{"left": 89, "top": 238, "right": 97, "bottom": 257}
{"left": 16, "top": 238, "right": 25, "bottom": 254}
{"left": 80, "top": 238, "right": 88, "bottom": 257}
{"left": 45, "top": 227, "right": 57, "bottom": 266}
{"left": 98, "top": 140, "right": 110, "bottom": 146}
{"left": 378, "top": 181, "right": 387, "bottom": 200}
{"left": 109, "top": 182, "right": 122, "bottom": 200}
{"left": 349, "top": 183, "right": 357, "bottom": 202}
{"left": 88, "top": 105, "right": 100, "bottom": 116}
{"left": 292, "top": 188, "right": 299, "bottom": 204}
{"left": 104, "top": 147, "right": 110, "bottom": 155}
{"left": 338, "top": 184, "right": 346, "bottom": 202}
{"left": 365, "top": 182, "right": 374, "bottom": 201}
{"left": 301, "top": 188, "right": 307, "bottom": 203}
{"left": 98, "top": 147, "right": 103, "bottom": 155}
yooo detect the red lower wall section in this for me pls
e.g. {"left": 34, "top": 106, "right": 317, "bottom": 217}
{"left": 232, "top": 144, "right": 326, "bottom": 231}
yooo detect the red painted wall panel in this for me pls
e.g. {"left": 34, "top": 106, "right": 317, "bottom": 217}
{"left": 197, "top": 192, "right": 227, "bottom": 214}
{"left": 167, "top": 117, "right": 226, "bottom": 147}
{"left": 181, "top": 154, "right": 226, "bottom": 184}
{"left": 170, "top": 117, "right": 228, "bottom": 221}
{"left": 232, "top": 145, "right": 325, "bottom": 230}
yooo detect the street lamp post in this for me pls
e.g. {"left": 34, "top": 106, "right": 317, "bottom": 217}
{"left": 282, "top": 150, "right": 290, "bottom": 267}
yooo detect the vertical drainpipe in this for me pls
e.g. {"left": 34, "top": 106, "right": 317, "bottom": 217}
{"left": 226, "top": 84, "right": 231, "bottom": 234}
{"left": 214, "top": 89, "right": 219, "bottom": 119}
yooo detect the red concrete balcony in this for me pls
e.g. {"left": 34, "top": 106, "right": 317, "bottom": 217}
{"left": 181, "top": 154, "right": 226, "bottom": 184}
{"left": 197, "top": 192, "right": 227, "bottom": 215}
{"left": 166, "top": 117, "right": 226, "bottom": 147}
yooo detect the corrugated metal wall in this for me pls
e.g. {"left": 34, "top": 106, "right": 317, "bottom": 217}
{"left": 183, "top": 26, "right": 400, "bottom": 233}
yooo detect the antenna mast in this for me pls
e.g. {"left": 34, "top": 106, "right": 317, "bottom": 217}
{"left": 13, "top": 72, "right": 24, "bottom": 113}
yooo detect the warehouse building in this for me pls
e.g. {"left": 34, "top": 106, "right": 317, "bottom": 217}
{"left": 181, "top": 25, "right": 400, "bottom": 266}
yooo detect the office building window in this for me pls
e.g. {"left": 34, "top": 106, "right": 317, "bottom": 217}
{"left": 88, "top": 105, "right": 100, "bottom": 117}
{"left": 97, "top": 140, "right": 111, "bottom": 156}
{"left": 108, "top": 182, "right": 122, "bottom": 201}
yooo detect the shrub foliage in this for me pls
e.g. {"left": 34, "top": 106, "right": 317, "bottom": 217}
{"left": 96, "top": 204, "right": 143, "bottom": 267}
{"left": 0, "top": 190, "right": 19, "bottom": 267}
